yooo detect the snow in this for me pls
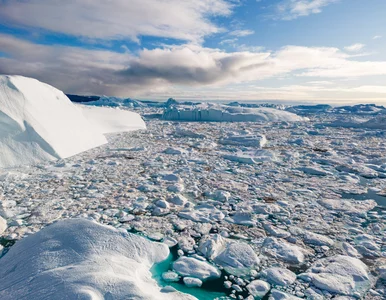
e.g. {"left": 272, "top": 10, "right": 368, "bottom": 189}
{"left": 0, "top": 218, "right": 194, "bottom": 300}
{"left": 0, "top": 75, "right": 107, "bottom": 168}
{"left": 162, "top": 103, "right": 307, "bottom": 122}
{"left": 79, "top": 105, "right": 146, "bottom": 134}
{"left": 299, "top": 255, "right": 372, "bottom": 297}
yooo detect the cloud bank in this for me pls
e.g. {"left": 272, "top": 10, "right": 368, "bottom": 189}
{"left": 0, "top": 0, "right": 232, "bottom": 42}
{"left": 1, "top": 34, "right": 386, "bottom": 99}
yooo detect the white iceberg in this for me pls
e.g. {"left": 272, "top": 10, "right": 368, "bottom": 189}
{"left": 0, "top": 75, "right": 107, "bottom": 168}
{"left": 162, "top": 103, "right": 307, "bottom": 123}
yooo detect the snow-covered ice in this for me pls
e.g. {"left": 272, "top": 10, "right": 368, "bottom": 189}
{"left": 0, "top": 219, "right": 194, "bottom": 299}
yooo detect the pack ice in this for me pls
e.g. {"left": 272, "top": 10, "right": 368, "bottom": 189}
{"left": 0, "top": 219, "right": 194, "bottom": 300}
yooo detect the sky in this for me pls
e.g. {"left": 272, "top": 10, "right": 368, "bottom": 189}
{"left": 0, "top": 0, "right": 385, "bottom": 104}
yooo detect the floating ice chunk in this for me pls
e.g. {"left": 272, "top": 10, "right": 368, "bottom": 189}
{"left": 0, "top": 219, "right": 194, "bottom": 299}
{"left": 219, "top": 134, "right": 267, "bottom": 148}
{"left": 263, "top": 223, "right": 291, "bottom": 238}
{"left": 298, "top": 167, "right": 333, "bottom": 176}
{"left": 299, "top": 255, "right": 371, "bottom": 297}
{"left": 175, "top": 127, "right": 206, "bottom": 139}
{"left": 167, "top": 183, "right": 185, "bottom": 193}
{"left": 223, "top": 150, "right": 277, "bottom": 164}
{"left": 168, "top": 194, "right": 189, "bottom": 206}
{"left": 304, "top": 232, "right": 334, "bottom": 247}
{"left": 164, "top": 147, "right": 187, "bottom": 155}
{"left": 226, "top": 212, "right": 256, "bottom": 226}
{"left": 183, "top": 277, "right": 203, "bottom": 287}
{"left": 262, "top": 267, "right": 296, "bottom": 286}
{"left": 206, "top": 190, "right": 231, "bottom": 202}
{"left": 341, "top": 242, "right": 361, "bottom": 258}
{"left": 215, "top": 243, "right": 260, "bottom": 275}
{"left": 161, "top": 173, "right": 182, "bottom": 182}
{"left": 246, "top": 280, "right": 270, "bottom": 298}
{"left": 178, "top": 204, "right": 225, "bottom": 223}
{"left": 173, "top": 257, "right": 221, "bottom": 281}
{"left": 262, "top": 237, "right": 307, "bottom": 264}
{"left": 318, "top": 199, "right": 377, "bottom": 215}
{"left": 0, "top": 216, "right": 7, "bottom": 235}
{"left": 270, "top": 289, "right": 303, "bottom": 299}
{"left": 162, "top": 271, "right": 180, "bottom": 282}
{"left": 198, "top": 235, "right": 260, "bottom": 275}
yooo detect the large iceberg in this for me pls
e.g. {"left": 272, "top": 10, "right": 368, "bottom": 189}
{"left": 0, "top": 75, "right": 107, "bottom": 168}
{"left": 0, "top": 219, "right": 195, "bottom": 300}
{"left": 0, "top": 76, "right": 147, "bottom": 168}
{"left": 162, "top": 103, "right": 306, "bottom": 122}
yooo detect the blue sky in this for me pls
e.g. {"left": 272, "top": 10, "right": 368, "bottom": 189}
{"left": 0, "top": 0, "right": 385, "bottom": 103}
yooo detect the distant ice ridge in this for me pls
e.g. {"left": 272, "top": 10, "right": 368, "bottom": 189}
{"left": 162, "top": 103, "right": 307, "bottom": 122}
{"left": 0, "top": 219, "right": 195, "bottom": 300}
{"left": 0, "top": 75, "right": 146, "bottom": 168}
{"left": 327, "top": 115, "right": 386, "bottom": 129}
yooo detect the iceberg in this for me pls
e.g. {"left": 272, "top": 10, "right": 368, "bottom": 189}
{"left": 0, "top": 75, "right": 147, "bottom": 168}
{"left": 162, "top": 103, "right": 307, "bottom": 122}
{"left": 0, "top": 75, "right": 107, "bottom": 168}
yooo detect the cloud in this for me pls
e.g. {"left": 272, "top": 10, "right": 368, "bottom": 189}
{"left": 276, "top": 0, "right": 338, "bottom": 20}
{"left": 0, "top": 0, "right": 232, "bottom": 43}
{"left": 344, "top": 43, "right": 365, "bottom": 52}
{"left": 373, "top": 35, "right": 382, "bottom": 40}
{"left": 229, "top": 29, "right": 255, "bottom": 37}
{"left": 1, "top": 34, "right": 386, "bottom": 99}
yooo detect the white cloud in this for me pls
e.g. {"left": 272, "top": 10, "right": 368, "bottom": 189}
{"left": 0, "top": 0, "right": 232, "bottom": 43}
{"left": 373, "top": 35, "right": 382, "bottom": 40}
{"left": 1, "top": 34, "right": 386, "bottom": 100}
{"left": 229, "top": 29, "right": 255, "bottom": 37}
{"left": 276, "top": 0, "right": 338, "bottom": 20}
{"left": 344, "top": 43, "right": 365, "bottom": 52}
